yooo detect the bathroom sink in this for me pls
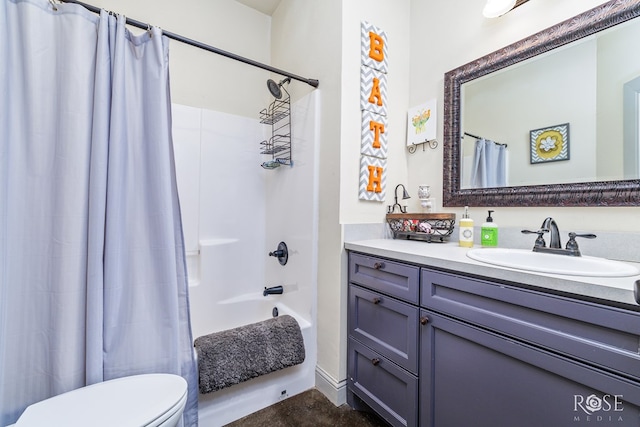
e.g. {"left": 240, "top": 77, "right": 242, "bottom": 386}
{"left": 466, "top": 248, "right": 640, "bottom": 277}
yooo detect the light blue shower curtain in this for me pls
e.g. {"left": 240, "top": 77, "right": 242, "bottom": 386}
{"left": 470, "top": 138, "right": 507, "bottom": 188}
{"left": 0, "top": 1, "right": 198, "bottom": 425}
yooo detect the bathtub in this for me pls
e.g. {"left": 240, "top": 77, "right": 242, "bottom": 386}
{"left": 194, "top": 295, "right": 316, "bottom": 427}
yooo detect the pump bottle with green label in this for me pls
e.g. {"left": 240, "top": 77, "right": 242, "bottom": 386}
{"left": 481, "top": 210, "right": 498, "bottom": 247}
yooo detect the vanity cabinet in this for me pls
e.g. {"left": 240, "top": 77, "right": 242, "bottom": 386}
{"left": 346, "top": 250, "right": 640, "bottom": 427}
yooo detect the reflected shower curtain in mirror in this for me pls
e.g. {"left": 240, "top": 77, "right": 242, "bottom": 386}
{"left": 470, "top": 138, "right": 507, "bottom": 188}
{"left": 0, "top": 1, "right": 198, "bottom": 425}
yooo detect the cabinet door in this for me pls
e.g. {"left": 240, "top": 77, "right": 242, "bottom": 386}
{"left": 349, "top": 338, "right": 418, "bottom": 427}
{"left": 420, "top": 310, "right": 640, "bottom": 427}
{"left": 349, "top": 284, "right": 419, "bottom": 373}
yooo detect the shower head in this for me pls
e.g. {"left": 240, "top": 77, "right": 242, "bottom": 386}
{"left": 266, "top": 77, "right": 291, "bottom": 99}
{"left": 267, "top": 79, "right": 281, "bottom": 99}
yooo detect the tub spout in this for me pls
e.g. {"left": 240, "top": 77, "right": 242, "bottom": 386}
{"left": 263, "top": 285, "right": 283, "bottom": 296}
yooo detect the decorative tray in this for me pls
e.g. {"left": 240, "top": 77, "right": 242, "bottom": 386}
{"left": 386, "top": 213, "right": 456, "bottom": 243}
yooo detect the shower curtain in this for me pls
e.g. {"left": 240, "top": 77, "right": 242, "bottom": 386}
{"left": 0, "top": 1, "right": 198, "bottom": 426}
{"left": 470, "top": 138, "right": 507, "bottom": 188}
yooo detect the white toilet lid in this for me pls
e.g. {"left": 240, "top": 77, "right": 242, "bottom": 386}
{"left": 15, "top": 374, "right": 188, "bottom": 427}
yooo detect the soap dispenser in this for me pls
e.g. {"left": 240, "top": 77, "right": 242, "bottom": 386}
{"left": 459, "top": 206, "right": 474, "bottom": 248}
{"left": 481, "top": 210, "right": 498, "bottom": 247}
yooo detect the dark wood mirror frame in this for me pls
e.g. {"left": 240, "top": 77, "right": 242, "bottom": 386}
{"left": 443, "top": 0, "right": 640, "bottom": 207}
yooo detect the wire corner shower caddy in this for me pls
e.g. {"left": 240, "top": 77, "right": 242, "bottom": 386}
{"left": 260, "top": 78, "right": 292, "bottom": 169}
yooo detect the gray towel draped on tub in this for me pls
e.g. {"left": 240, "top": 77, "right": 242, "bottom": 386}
{"left": 194, "top": 314, "right": 305, "bottom": 393}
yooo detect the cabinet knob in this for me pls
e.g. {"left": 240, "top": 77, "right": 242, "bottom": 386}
{"left": 420, "top": 316, "right": 429, "bottom": 325}
{"left": 373, "top": 262, "right": 385, "bottom": 270}
{"left": 371, "top": 358, "right": 380, "bottom": 366}
{"left": 373, "top": 297, "right": 382, "bottom": 304}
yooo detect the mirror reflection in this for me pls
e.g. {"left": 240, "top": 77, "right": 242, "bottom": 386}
{"left": 460, "top": 17, "right": 640, "bottom": 189}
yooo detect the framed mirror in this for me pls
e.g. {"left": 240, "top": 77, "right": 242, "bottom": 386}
{"left": 443, "top": 0, "right": 640, "bottom": 207}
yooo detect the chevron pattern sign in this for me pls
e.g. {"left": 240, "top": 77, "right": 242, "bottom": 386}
{"left": 359, "top": 155, "right": 387, "bottom": 202}
{"left": 361, "top": 111, "right": 388, "bottom": 159}
{"left": 360, "top": 66, "right": 387, "bottom": 116}
{"left": 361, "top": 21, "right": 388, "bottom": 73}
{"left": 359, "top": 21, "right": 388, "bottom": 202}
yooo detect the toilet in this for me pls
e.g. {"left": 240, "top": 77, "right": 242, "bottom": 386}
{"left": 9, "top": 374, "right": 188, "bottom": 427}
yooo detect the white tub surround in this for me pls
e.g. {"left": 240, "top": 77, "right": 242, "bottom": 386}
{"left": 172, "top": 91, "right": 319, "bottom": 427}
{"left": 345, "top": 239, "right": 640, "bottom": 307}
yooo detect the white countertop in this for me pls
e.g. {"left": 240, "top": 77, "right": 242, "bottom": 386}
{"left": 345, "top": 239, "right": 640, "bottom": 307}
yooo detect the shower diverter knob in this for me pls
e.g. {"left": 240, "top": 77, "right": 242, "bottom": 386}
{"left": 269, "top": 241, "right": 288, "bottom": 266}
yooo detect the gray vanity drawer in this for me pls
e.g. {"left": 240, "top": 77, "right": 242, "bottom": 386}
{"left": 349, "top": 284, "right": 419, "bottom": 374}
{"left": 421, "top": 268, "right": 640, "bottom": 380}
{"left": 348, "top": 338, "right": 418, "bottom": 427}
{"left": 349, "top": 253, "right": 419, "bottom": 303}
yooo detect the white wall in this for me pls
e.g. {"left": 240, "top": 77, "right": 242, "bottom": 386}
{"left": 90, "top": 0, "right": 273, "bottom": 117}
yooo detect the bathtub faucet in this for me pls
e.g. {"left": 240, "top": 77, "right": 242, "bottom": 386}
{"left": 263, "top": 285, "right": 284, "bottom": 296}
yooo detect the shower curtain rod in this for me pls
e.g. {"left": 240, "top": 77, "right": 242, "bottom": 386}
{"left": 463, "top": 131, "right": 507, "bottom": 147}
{"left": 57, "top": 0, "right": 320, "bottom": 88}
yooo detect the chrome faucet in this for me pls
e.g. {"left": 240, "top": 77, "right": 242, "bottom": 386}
{"left": 541, "top": 217, "right": 561, "bottom": 249}
{"left": 522, "top": 217, "right": 596, "bottom": 257}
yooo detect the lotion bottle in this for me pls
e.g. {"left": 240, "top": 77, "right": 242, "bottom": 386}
{"left": 458, "top": 206, "right": 474, "bottom": 247}
{"left": 481, "top": 210, "right": 498, "bottom": 247}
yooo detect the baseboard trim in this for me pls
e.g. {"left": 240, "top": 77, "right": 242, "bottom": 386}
{"left": 315, "top": 366, "right": 347, "bottom": 406}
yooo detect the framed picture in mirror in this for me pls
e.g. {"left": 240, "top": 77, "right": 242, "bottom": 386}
{"left": 530, "top": 123, "right": 570, "bottom": 164}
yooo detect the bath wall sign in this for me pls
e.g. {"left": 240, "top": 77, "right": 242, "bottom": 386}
{"left": 361, "top": 110, "right": 388, "bottom": 159}
{"left": 360, "top": 21, "right": 388, "bottom": 73}
{"left": 359, "top": 21, "right": 388, "bottom": 202}
{"left": 359, "top": 156, "right": 387, "bottom": 202}
{"left": 360, "top": 67, "right": 387, "bottom": 117}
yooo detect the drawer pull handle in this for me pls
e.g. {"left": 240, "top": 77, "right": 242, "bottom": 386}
{"left": 373, "top": 262, "right": 385, "bottom": 270}
{"left": 371, "top": 358, "right": 380, "bottom": 366}
{"left": 373, "top": 297, "right": 382, "bottom": 304}
{"left": 420, "top": 316, "right": 429, "bottom": 325}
